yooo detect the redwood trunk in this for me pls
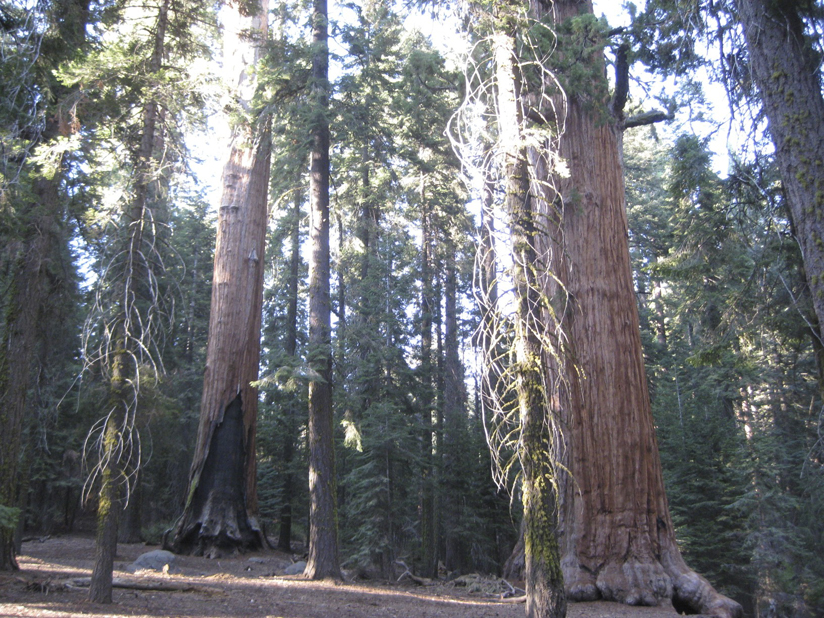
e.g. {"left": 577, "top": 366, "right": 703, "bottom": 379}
{"left": 305, "top": 0, "right": 342, "bottom": 580}
{"left": 736, "top": 0, "right": 824, "bottom": 350}
{"left": 168, "top": 0, "right": 270, "bottom": 557}
{"left": 525, "top": 1, "right": 742, "bottom": 615}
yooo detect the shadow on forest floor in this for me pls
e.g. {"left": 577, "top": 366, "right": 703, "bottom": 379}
{"left": 0, "top": 535, "right": 687, "bottom": 618}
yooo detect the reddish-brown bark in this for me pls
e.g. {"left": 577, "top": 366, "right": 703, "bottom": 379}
{"left": 168, "top": 0, "right": 270, "bottom": 558}
{"left": 518, "top": 1, "right": 744, "bottom": 616}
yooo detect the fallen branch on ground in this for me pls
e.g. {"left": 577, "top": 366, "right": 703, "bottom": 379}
{"left": 395, "top": 560, "right": 434, "bottom": 586}
{"left": 496, "top": 594, "right": 527, "bottom": 603}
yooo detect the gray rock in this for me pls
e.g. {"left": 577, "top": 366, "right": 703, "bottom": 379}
{"left": 127, "top": 549, "right": 178, "bottom": 573}
{"left": 283, "top": 560, "right": 306, "bottom": 575}
{"left": 248, "top": 557, "right": 267, "bottom": 564}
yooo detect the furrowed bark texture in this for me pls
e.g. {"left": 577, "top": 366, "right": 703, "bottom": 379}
{"left": 736, "top": 0, "right": 824, "bottom": 347}
{"left": 495, "top": 26, "right": 566, "bottom": 618}
{"left": 305, "top": 0, "right": 342, "bottom": 580}
{"left": 168, "top": 0, "right": 270, "bottom": 557}
{"left": 523, "top": 1, "right": 743, "bottom": 615}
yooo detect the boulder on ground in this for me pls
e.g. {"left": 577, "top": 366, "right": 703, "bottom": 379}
{"left": 284, "top": 560, "right": 306, "bottom": 575}
{"left": 126, "top": 549, "right": 178, "bottom": 573}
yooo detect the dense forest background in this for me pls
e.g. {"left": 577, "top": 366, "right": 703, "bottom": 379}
{"left": 1, "top": 0, "right": 823, "bottom": 617}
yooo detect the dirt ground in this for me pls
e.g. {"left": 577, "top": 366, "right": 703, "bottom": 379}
{"left": 0, "top": 535, "right": 691, "bottom": 618}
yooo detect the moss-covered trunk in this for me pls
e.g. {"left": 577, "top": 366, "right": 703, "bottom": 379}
{"left": 494, "top": 23, "right": 567, "bottom": 618}
{"left": 87, "top": 0, "right": 169, "bottom": 599}
{"left": 88, "top": 419, "right": 120, "bottom": 603}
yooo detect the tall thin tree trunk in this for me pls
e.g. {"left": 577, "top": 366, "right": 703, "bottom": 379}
{"left": 0, "top": 0, "right": 92, "bottom": 571}
{"left": 0, "top": 178, "right": 55, "bottom": 570}
{"left": 493, "top": 24, "right": 566, "bottom": 618}
{"left": 167, "top": 0, "right": 270, "bottom": 557}
{"left": 278, "top": 191, "right": 302, "bottom": 553}
{"left": 89, "top": 1, "right": 169, "bottom": 600}
{"left": 442, "top": 245, "right": 466, "bottom": 572}
{"left": 305, "top": 0, "right": 341, "bottom": 580}
{"left": 419, "top": 193, "right": 438, "bottom": 578}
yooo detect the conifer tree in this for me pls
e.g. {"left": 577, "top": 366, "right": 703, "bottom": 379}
{"left": 168, "top": 0, "right": 271, "bottom": 557}
{"left": 524, "top": 2, "right": 740, "bottom": 615}
{"left": 305, "top": 0, "right": 341, "bottom": 580}
{"left": 0, "top": 0, "right": 91, "bottom": 572}
{"left": 734, "top": 0, "right": 824, "bottom": 349}
{"left": 51, "top": 0, "right": 214, "bottom": 597}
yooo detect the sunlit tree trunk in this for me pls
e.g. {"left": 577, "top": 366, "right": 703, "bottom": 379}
{"left": 494, "top": 20, "right": 567, "bottom": 618}
{"left": 168, "top": 0, "right": 270, "bottom": 557}
{"left": 305, "top": 0, "right": 342, "bottom": 580}
{"left": 523, "top": 1, "right": 743, "bottom": 615}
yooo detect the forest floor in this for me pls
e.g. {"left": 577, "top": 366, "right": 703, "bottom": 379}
{"left": 0, "top": 535, "right": 691, "bottom": 618}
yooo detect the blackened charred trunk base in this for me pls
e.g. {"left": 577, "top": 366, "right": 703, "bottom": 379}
{"left": 166, "top": 395, "right": 262, "bottom": 558}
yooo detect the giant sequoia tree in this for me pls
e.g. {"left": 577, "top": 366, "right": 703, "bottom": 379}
{"left": 168, "top": 0, "right": 271, "bottom": 557}
{"left": 527, "top": 1, "right": 741, "bottom": 615}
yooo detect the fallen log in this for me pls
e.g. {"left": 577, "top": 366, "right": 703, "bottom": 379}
{"left": 36, "top": 577, "right": 202, "bottom": 593}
